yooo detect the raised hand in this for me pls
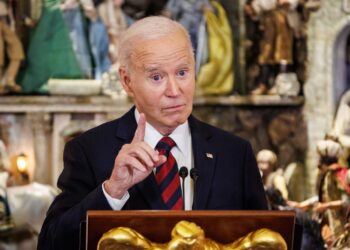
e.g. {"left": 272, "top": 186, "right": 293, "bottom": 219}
{"left": 105, "top": 113, "right": 166, "bottom": 199}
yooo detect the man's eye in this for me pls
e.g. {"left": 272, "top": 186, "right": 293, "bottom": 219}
{"left": 177, "top": 70, "right": 187, "bottom": 77}
{"left": 152, "top": 75, "right": 161, "bottom": 81}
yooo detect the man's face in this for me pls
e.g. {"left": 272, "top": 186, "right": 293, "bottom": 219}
{"left": 120, "top": 31, "right": 195, "bottom": 135}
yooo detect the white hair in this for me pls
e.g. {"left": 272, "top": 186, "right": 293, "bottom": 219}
{"left": 118, "top": 16, "right": 194, "bottom": 72}
{"left": 257, "top": 149, "right": 277, "bottom": 167}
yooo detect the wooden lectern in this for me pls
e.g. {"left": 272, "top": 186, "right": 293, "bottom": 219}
{"left": 84, "top": 210, "right": 296, "bottom": 250}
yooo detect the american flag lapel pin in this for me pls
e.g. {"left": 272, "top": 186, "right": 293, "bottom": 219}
{"left": 206, "top": 153, "right": 213, "bottom": 159}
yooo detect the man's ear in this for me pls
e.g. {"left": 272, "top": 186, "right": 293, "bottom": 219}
{"left": 119, "top": 66, "right": 134, "bottom": 97}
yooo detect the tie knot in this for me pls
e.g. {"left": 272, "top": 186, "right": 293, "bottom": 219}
{"left": 156, "top": 137, "right": 176, "bottom": 155}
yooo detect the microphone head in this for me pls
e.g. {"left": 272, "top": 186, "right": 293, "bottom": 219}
{"left": 190, "top": 168, "right": 198, "bottom": 181}
{"left": 179, "top": 166, "right": 188, "bottom": 179}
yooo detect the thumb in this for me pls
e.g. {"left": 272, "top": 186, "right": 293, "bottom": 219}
{"left": 133, "top": 113, "right": 146, "bottom": 142}
{"left": 155, "top": 155, "right": 167, "bottom": 168}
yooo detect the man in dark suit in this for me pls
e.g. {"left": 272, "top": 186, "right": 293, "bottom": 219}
{"left": 38, "top": 16, "right": 267, "bottom": 250}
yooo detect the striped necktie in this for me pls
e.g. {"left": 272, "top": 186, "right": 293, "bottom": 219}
{"left": 155, "top": 137, "right": 183, "bottom": 210}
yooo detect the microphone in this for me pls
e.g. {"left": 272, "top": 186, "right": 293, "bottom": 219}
{"left": 179, "top": 166, "right": 188, "bottom": 209}
{"left": 190, "top": 168, "right": 198, "bottom": 209}
{"left": 190, "top": 168, "right": 198, "bottom": 181}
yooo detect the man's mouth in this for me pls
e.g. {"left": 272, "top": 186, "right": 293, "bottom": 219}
{"left": 162, "top": 104, "right": 186, "bottom": 112}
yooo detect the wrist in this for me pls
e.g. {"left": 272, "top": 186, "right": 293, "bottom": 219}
{"left": 104, "top": 179, "right": 128, "bottom": 199}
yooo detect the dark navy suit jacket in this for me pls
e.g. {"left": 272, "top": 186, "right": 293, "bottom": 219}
{"left": 38, "top": 107, "right": 267, "bottom": 250}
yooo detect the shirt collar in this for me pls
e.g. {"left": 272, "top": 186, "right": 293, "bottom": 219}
{"left": 134, "top": 109, "right": 190, "bottom": 153}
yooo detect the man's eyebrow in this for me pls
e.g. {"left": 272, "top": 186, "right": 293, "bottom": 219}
{"left": 144, "top": 66, "right": 161, "bottom": 73}
{"left": 176, "top": 63, "right": 190, "bottom": 68}
{"left": 144, "top": 61, "right": 191, "bottom": 73}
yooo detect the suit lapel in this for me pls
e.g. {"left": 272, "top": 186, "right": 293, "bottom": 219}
{"left": 116, "top": 107, "right": 166, "bottom": 209}
{"left": 189, "top": 116, "right": 217, "bottom": 210}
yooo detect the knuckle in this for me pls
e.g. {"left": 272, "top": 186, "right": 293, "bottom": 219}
{"left": 121, "top": 144, "right": 130, "bottom": 151}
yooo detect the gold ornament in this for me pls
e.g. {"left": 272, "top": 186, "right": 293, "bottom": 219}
{"left": 98, "top": 220, "right": 287, "bottom": 250}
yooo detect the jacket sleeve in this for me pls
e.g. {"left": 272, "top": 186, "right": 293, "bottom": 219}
{"left": 37, "top": 139, "right": 111, "bottom": 250}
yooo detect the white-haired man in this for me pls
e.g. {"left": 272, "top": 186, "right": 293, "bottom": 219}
{"left": 38, "top": 16, "right": 267, "bottom": 250}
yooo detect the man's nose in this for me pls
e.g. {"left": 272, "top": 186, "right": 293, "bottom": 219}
{"left": 166, "top": 77, "right": 180, "bottom": 96}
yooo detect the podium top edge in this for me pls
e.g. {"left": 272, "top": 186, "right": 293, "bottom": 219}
{"left": 87, "top": 210, "right": 295, "bottom": 218}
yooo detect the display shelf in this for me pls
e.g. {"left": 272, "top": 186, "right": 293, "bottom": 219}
{"left": 0, "top": 95, "right": 304, "bottom": 113}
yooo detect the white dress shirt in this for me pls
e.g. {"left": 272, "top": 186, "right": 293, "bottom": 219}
{"left": 102, "top": 109, "right": 194, "bottom": 210}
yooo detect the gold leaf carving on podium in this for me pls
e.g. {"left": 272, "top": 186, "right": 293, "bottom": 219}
{"left": 98, "top": 220, "right": 287, "bottom": 250}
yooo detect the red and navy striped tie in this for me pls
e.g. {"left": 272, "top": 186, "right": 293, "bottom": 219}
{"left": 155, "top": 137, "right": 183, "bottom": 210}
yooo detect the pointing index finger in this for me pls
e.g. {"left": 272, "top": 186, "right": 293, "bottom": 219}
{"left": 133, "top": 113, "right": 146, "bottom": 142}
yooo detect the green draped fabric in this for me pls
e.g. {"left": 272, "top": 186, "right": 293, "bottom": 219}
{"left": 19, "top": 0, "right": 83, "bottom": 94}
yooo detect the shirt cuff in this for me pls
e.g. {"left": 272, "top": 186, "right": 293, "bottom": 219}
{"left": 102, "top": 181, "right": 130, "bottom": 210}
